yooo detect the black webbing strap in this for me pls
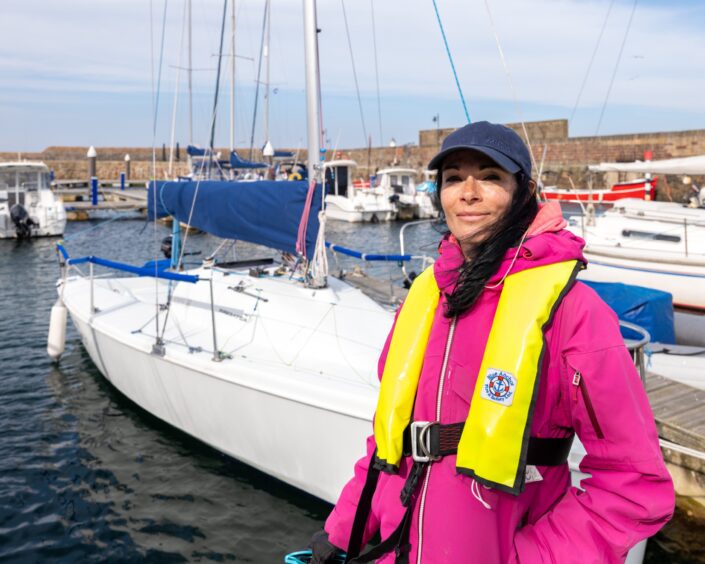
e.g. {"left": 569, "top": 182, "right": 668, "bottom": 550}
{"left": 348, "top": 490, "right": 416, "bottom": 564}
{"left": 345, "top": 431, "right": 574, "bottom": 564}
{"left": 402, "top": 423, "right": 574, "bottom": 466}
{"left": 344, "top": 450, "right": 382, "bottom": 563}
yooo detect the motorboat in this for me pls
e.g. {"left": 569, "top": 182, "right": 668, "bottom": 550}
{"left": 375, "top": 167, "right": 418, "bottom": 220}
{"left": 324, "top": 160, "right": 395, "bottom": 223}
{"left": 415, "top": 169, "right": 439, "bottom": 219}
{"left": 0, "top": 161, "right": 66, "bottom": 239}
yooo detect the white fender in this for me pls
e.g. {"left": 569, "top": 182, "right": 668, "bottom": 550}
{"left": 47, "top": 298, "right": 67, "bottom": 360}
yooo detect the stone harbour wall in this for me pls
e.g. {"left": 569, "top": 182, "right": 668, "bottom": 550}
{"left": 2, "top": 119, "right": 704, "bottom": 201}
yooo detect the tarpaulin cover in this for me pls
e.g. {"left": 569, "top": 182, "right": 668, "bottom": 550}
{"left": 148, "top": 179, "right": 321, "bottom": 258}
{"left": 582, "top": 280, "right": 676, "bottom": 344}
{"left": 230, "top": 150, "right": 268, "bottom": 169}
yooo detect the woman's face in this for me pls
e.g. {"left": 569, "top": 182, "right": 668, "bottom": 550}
{"left": 440, "top": 149, "right": 519, "bottom": 254}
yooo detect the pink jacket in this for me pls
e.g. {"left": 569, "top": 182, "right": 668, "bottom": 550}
{"left": 325, "top": 205, "right": 674, "bottom": 563}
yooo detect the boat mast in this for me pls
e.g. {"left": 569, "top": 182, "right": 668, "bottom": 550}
{"left": 303, "top": 0, "right": 321, "bottom": 181}
{"left": 230, "top": 0, "right": 236, "bottom": 152}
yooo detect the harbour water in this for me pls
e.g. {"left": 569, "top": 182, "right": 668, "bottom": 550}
{"left": 0, "top": 217, "right": 701, "bottom": 562}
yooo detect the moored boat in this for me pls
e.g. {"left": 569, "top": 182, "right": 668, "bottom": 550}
{"left": 0, "top": 161, "right": 66, "bottom": 239}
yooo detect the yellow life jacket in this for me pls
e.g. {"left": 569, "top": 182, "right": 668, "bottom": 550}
{"left": 373, "top": 259, "right": 581, "bottom": 494}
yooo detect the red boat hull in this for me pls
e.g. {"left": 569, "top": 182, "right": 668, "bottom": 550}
{"left": 542, "top": 177, "right": 658, "bottom": 203}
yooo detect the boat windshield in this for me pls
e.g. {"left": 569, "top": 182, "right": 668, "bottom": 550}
{"left": 0, "top": 169, "right": 49, "bottom": 190}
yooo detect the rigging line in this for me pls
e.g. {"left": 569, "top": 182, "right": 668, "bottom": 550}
{"left": 209, "top": 0, "right": 229, "bottom": 164}
{"left": 150, "top": 0, "right": 169, "bottom": 342}
{"left": 341, "top": 0, "right": 368, "bottom": 145}
{"left": 249, "top": 0, "right": 270, "bottom": 160}
{"left": 595, "top": 0, "right": 638, "bottom": 136}
{"left": 431, "top": 0, "right": 471, "bottom": 124}
{"left": 482, "top": 0, "right": 537, "bottom": 174}
{"left": 369, "top": 0, "right": 383, "bottom": 145}
{"left": 168, "top": 0, "right": 189, "bottom": 177}
{"left": 569, "top": 0, "right": 616, "bottom": 125}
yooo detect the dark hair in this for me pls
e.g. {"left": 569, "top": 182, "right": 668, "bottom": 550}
{"left": 433, "top": 171, "right": 539, "bottom": 318}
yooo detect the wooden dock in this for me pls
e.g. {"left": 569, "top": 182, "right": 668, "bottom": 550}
{"left": 646, "top": 373, "right": 705, "bottom": 508}
{"left": 56, "top": 185, "right": 148, "bottom": 219}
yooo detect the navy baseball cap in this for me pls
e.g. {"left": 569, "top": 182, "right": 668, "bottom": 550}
{"left": 428, "top": 121, "right": 532, "bottom": 177}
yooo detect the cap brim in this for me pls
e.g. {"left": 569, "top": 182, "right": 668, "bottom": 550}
{"left": 428, "top": 145, "right": 521, "bottom": 174}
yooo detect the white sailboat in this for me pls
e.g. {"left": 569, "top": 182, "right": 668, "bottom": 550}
{"left": 0, "top": 161, "right": 66, "bottom": 239}
{"left": 50, "top": 0, "right": 397, "bottom": 505}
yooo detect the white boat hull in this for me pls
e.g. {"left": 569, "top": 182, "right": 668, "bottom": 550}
{"left": 61, "top": 268, "right": 390, "bottom": 503}
{"left": 324, "top": 195, "right": 395, "bottom": 223}
{"left": 579, "top": 248, "right": 705, "bottom": 310}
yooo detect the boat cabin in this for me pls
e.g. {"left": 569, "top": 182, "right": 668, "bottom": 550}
{"left": 324, "top": 160, "right": 357, "bottom": 199}
{"left": 375, "top": 167, "right": 417, "bottom": 197}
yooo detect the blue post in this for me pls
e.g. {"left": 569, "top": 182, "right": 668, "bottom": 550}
{"left": 50, "top": 169, "right": 55, "bottom": 182}
{"left": 120, "top": 172, "right": 126, "bottom": 191}
{"left": 171, "top": 219, "right": 181, "bottom": 270}
{"left": 91, "top": 176, "right": 98, "bottom": 206}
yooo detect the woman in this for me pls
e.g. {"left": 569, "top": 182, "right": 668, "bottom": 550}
{"left": 310, "top": 121, "right": 674, "bottom": 563}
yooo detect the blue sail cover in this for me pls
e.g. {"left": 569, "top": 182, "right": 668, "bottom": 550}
{"left": 582, "top": 280, "right": 676, "bottom": 344}
{"left": 230, "top": 150, "right": 268, "bottom": 169}
{"left": 148, "top": 180, "right": 322, "bottom": 258}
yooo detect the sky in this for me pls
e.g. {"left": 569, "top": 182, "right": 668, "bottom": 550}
{"left": 1, "top": 0, "right": 704, "bottom": 152}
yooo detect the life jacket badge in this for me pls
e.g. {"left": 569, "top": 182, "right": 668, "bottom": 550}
{"left": 481, "top": 368, "right": 516, "bottom": 406}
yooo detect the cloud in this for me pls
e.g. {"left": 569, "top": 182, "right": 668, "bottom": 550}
{"left": 1, "top": 0, "right": 704, "bottom": 150}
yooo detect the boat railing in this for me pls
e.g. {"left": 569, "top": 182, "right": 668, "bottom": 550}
{"left": 619, "top": 320, "right": 651, "bottom": 384}
{"left": 55, "top": 243, "right": 234, "bottom": 361}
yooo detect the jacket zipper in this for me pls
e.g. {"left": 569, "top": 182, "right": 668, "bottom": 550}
{"left": 571, "top": 371, "right": 604, "bottom": 439}
{"left": 416, "top": 317, "right": 456, "bottom": 564}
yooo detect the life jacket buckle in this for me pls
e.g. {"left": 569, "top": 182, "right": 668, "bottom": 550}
{"left": 410, "top": 421, "right": 440, "bottom": 463}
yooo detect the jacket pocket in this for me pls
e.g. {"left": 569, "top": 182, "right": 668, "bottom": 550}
{"left": 569, "top": 369, "right": 605, "bottom": 440}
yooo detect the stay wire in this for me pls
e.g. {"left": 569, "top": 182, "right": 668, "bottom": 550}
{"left": 150, "top": 0, "right": 169, "bottom": 342}
{"left": 370, "top": 0, "right": 384, "bottom": 145}
{"left": 431, "top": 0, "right": 471, "bottom": 124}
{"left": 482, "top": 0, "right": 537, "bottom": 174}
{"left": 595, "top": 0, "right": 638, "bottom": 135}
{"left": 569, "top": 0, "right": 616, "bottom": 125}
{"left": 341, "top": 0, "right": 368, "bottom": 145}
{"left": 249, "top": 0, "right": 269, "bottom": 159}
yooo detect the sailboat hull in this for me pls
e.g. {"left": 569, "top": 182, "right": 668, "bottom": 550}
{"left": 61, "top": 269, "right": 389, "bottom": 504}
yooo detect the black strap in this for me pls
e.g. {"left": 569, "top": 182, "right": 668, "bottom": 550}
{"left": 348, "top": 488, "right": 416, "bottom": 564}
{"left": 345, "top": 450, "right": 382, "bottom": 563}
{"left": 403, "top": 423, "right": 574, "bottom": 466}
{"left": 346, "top": 432, "right": 573, "bottom": 564}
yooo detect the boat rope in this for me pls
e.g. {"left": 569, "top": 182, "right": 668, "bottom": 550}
{"left": 482, "top": 0, "right": 537, "bottom": 174}
{"left": 431, "top": 0, "right": 471, "bottom": 123}
{"left": 61, "top": 210, "right": 138, "bottom": 242}
{"left": 569, "top": 0, "right": 616, "bottom": 125}
{"left": 209, "top": 0, "right": 229, "bottom": 159}
{"left": 296, "top": 179, "right": 317, "bottom": 260}
{"left": 249, "top": 0, "right": 270, "bottom": 160}
{"left": 168, "top": 0, "right": 189, "bottom": 177}
{"left": 309, "top": 210, "right": 329, "bottom": 284}
{"left": 595, "top": 0, "right": 638, "bottom": 135}
{"left": 341, "top": 0, "right": 368, "bottom": 145}
{"left": 370, "top": 0, "right": 384, "bottom": 145}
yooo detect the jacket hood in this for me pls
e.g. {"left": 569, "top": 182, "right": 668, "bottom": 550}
{"left": 434, "top": 202, "right": 586, "bottom": 294}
